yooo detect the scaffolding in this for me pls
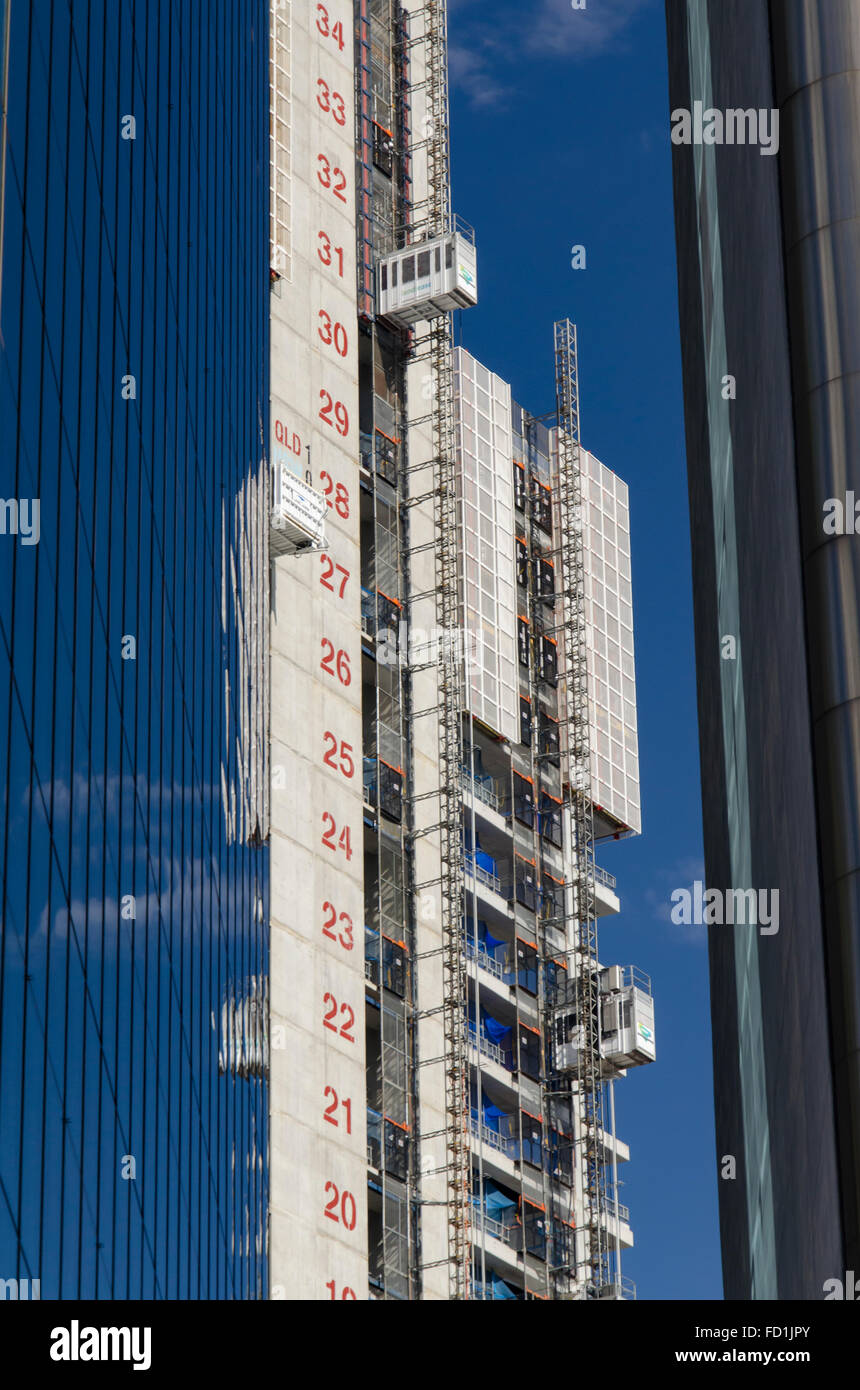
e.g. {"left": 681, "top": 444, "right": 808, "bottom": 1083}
{"left": 552, "top": 319, "right": 608, "bottom": 1295}
{"left": 517, "top": 405, "right": 577, "bottom": 1300}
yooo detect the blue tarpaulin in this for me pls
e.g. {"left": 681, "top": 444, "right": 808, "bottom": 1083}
{"left": 467, "top": 1001, "right": 511, "bottom": 1045}
{"left": 481, "top": 1093, "right": 509, "bottom": 1131}
{"left": 478, "top": 919, "right": 504, "bottom": 953}
{"left": 464, "top": 918, "right": 505, "bottom": 955}
{"left": 482, "top": 1179, "right": 517, "bottom": 1213}
{"left": 463, "top": 828, "right": 497, "bottom": 877}
{"left": 472, "top": 1006, "right": 511, "bottom": 1056}
{"left": 482, "top": 1010, "right": 511, "bottom": 1045}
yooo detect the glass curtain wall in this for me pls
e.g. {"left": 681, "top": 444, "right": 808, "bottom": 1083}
{"left": 0, "top": 0, "right": 270, "bottom": 1298}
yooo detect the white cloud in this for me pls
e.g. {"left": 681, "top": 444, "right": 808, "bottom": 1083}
{"left": 448, "top": 37, "right": 507, "bottom": 108}
{"left": 448, "top": 0, "right": 651, "bottom": 105}
{"left": 645, "top": 855, "right": 708, "bottom": 946}
{"left": 525, "top": 0, "right": 651, "bottom": 56}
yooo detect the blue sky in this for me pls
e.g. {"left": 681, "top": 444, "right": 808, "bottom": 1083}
{"left": 449, "top": 0, "right": 722, "bottom": 1299}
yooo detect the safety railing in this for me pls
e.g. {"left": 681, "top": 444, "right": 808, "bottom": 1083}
{"left": 467, "top": 1021, "right": 504, "bottom": 1067}
{"left": 469, "top": 1110, "right": 515, "bottom": 1157}
{"left": 604, "top": 1187, "right": 630, "bottom": 1225}
{"left": 460, "top": 766, "right": 502, "bottom": 812}
{"left": 471, "top": 1203, "right": 518, "bottom": 1248}
{"left": 465, "top": 938, "right": 514, "bottom": 985}
{"left": 463, "top": 850, "right": 502, "bottom": 895}
{"left": 471, "top": 1278, "right": 519, "bottom": 1301}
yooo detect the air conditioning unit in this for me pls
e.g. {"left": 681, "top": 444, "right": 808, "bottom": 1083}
{"left": 599, "top": 965, "right": 624, "bottom": 994}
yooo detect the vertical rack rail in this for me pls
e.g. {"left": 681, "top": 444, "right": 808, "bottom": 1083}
{"left": 553, "top": 319, "right": 608, "bottom": 1296}
{"left": 431, "top": 308, "right": 470, "bottom": 1300}
{"left": 401, "top": 0, "right": 470, "bottom": 1299}
{"left": 355, "top": 0, "right": 375, "bottom": 317}
{"left": 525, "top": 411, "right": 554, "bottom": 1302}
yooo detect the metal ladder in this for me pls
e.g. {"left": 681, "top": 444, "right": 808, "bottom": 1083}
{"left": 553, "top": 319, "right": 609, "bottom": 1296}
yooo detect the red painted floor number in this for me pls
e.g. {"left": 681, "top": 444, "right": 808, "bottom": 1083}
{"left": 316, "top": 5, "right": 345, "bottom": 51}
{"left": 324, "top": 1181, "right": 357, "bottom": 1230}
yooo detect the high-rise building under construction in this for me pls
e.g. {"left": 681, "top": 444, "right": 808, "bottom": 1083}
{"left": 0, "top": 0, "right": 653, "bottom": 1300}
{"left": 266, "top": 0, "right": 653, "bottom": 1300}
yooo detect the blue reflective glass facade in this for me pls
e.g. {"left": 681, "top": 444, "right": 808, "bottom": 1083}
{"left": 0, "top": 0, "right": 269, "bottom": 1298}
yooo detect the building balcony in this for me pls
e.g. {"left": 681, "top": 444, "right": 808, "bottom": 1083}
{"left": 471, "top": 1273, "right": 523, "bottom": 1302}
{"left": 461, "top": 768, "right": 511, "bottom": 836}
{"left": 461, "top": 765, "right": 501, "bottom": 812}
{"left": 594, "top": 864, "right": 620, "bottom": 918}
{"left": 467, "top": 1025, "right": 514, "bottom": 1073}
{"left": 601, "top": 1189, "right": 634, "bottom": 1250}
{"left": 466, "top": 999, "right": 523, "bottom": 1096}
{"left": 463, "top": 849, "right": 502, "bottom": 896}
{"left": 596, "top": 1275, "right": 638, "bottom": 1301}
{"left": 462, "top": 853, "right": 515, "bottom": 927}
{"left": 471, "top": 1225, "right": 523, "bottom": 1281}
{"left": 465, "top": 938, "right": 517, "bottom": 1014}
{"left": 466, "top": 938, "right": 513, "bottom": 984}
{"left": 469, "top": 1115, "right": 520, "bottom": 1184}
{"left": 470, "top": 1112, "right": 515, "bottom": 1158}
{"left": 473, "top": 1209, "right": 516, "bottom": 1248}
{"left": 463, "top": 876, "right": 515, "bottom": 943}
{"left": 597, "top": 1128, "right": 630, "bottom": 1166}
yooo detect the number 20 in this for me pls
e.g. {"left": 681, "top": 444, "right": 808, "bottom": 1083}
{"left": 324, "top": 1182, "right": 357, "bottom": 1230}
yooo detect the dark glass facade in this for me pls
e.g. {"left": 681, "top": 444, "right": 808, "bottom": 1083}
{"left": 0, "top": 0, "right": 269, "bottom": 1297}
{"left": 666, "top": 0, "right": 856, "bottom": 1297}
